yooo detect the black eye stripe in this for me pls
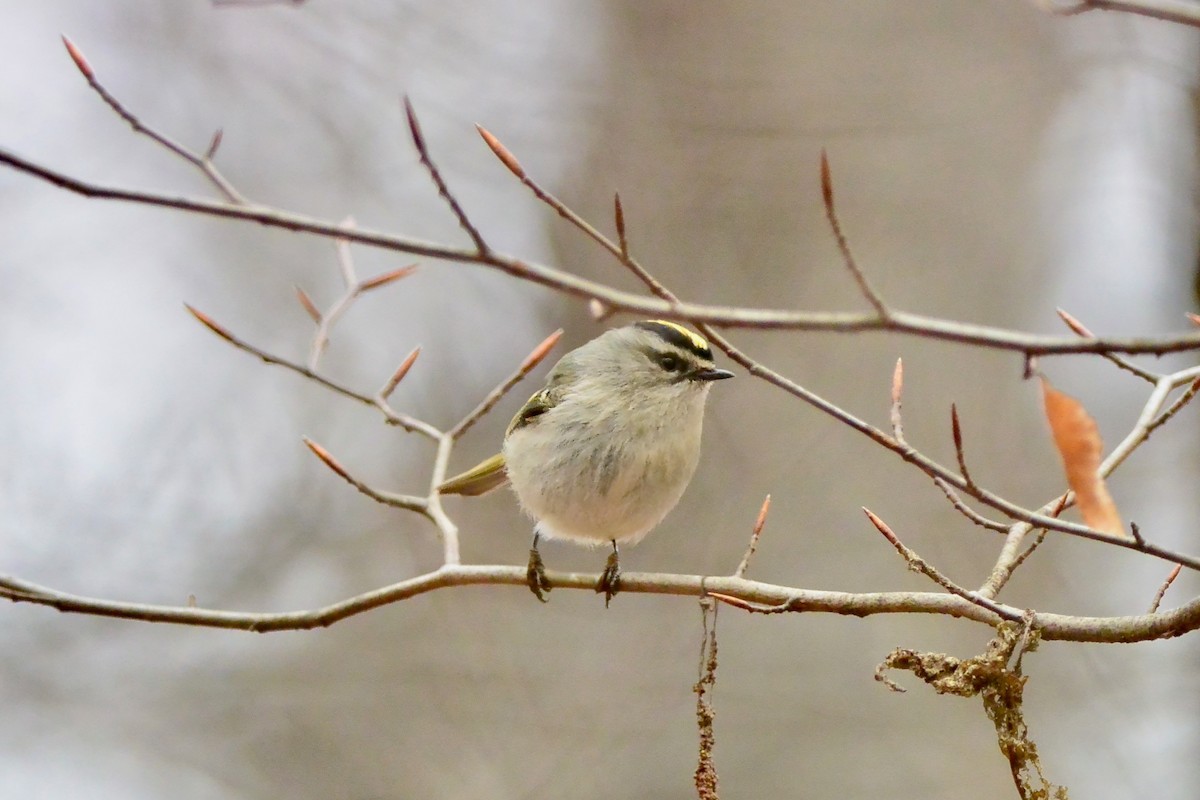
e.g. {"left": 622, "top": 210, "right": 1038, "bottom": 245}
{"left": 634, "top": 321, "right": 713, "bottom": 361}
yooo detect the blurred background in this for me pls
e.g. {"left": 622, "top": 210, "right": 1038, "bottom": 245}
{"left": 2, "top": 2, "right": 1199, "bottom": 798}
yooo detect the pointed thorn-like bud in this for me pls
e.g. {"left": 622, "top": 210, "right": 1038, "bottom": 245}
{"left": 381, "top": 346, "right": 421, "bottom": 398}
{"left": 360, "top": 263, "right": 419, "bottom": 292}
{"left": 753, "top": 494, "right": 772, "bottom": 536}
{"left": 891, "top": 358, "right": 904, "bottom": 406}
{"left": 1188, "top": 312, "right": 1200, "bottom": 327}
{"left": 951, "top": 403, "right": 963, "bottom": 451}
{"left": 294, "top": 286, "right": 322, "bottom": 324}
{"left": 61, "top": 35, "right": 94, "bottom": 80}
{"left": 520, "top": 329, "right": 564, "bottom": 372}
{"left": 476, "top": 124, "right": 526, "bottom": 179}
{"left": 819, "top": 149, "right": 833, "bottom": 209}
{"left": 302, "top": 437, "right": 353, "bottom": 482}
{"left": 862, "top": 507, "right": 896, "bottom": 541}
{"left": 184, "top": 303, "right": 236, "bottom": 343}
{"left": 707, "top": 592, "right": 756, "bottom": 611}
{"left": 205, "top": 128, "right": 224, "bottom": 160}
{"left": 614, "top": 192, "right": 628, "bottom": 251}
{"left": 1056, "top": 307, "right": 1093, "bottom": 338}
{"left": 402, "top": 96, "right": 426, "bottom": 152}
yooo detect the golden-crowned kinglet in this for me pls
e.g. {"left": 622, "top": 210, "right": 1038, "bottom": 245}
{"left": 439, "top": 320, "right": 733, "bottom": 604}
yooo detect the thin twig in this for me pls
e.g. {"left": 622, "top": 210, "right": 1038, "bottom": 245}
{"left": 863, "top": 508, "right": 1020, "bottom": 620}
{"left": 449, "top": 329, "right": 563, "bottom": 440}
{"left": 820, "top": 150, "right": 888, "bottom": 318}
{"left": 931, "top": 478, "right": 1010, "bottom": 532}
{"left": 405, "top": 98, "right": 488, "bottom": 254}
{"left": 185, "top": 304, "right": 440, "bottom": 439}
{"left": 950, "top": 404, "right": 975, "bottom": 488}
{"left": 1008, "top": 530, "right": 1049, "bottom": 575}
{"left": 1147, "top": 375, "right": 1200, "bottom": 433}
{"left": 1057, "top": 307, "right": 1159, "bottom": 384}
{"left": 303, "top": 438, "right": 430, "bottom": 514}
{"left": 734, "top": 495, "right": 772, "bottom": 578}
{"left": 61, "top": 36, "right": 247, "bottom": 204}
{"left": 1148, "top": 564, "right": 1183, "bottom": 614}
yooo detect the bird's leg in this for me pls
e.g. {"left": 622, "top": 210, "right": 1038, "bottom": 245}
{"left": 526, "top": 531, "right": 551, "bottom": 602}
{"left": 596, "top": 539, "right": 621, "bottom": 607}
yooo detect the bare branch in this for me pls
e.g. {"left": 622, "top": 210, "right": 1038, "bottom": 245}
{"left": 950, "top": 403, "right": 975, "bottom": 488}
{"left": 1148, "top": 564, "right": 1183, "bottom": 614}
{"left": 8, "top": 145, "right": 1200, "bottom": 356}
{"left": 821, "top": 150, "right": 889, "bottom": 318}
{"left": 303, "top": 438, "right": 429, "bottom": 514}
{"left": 733, "top": 494, "right": 772, "bottom": 578}
{"left": 1057, "top": 307, "right": 1159, "bottom": 383}
{"left": 61, "top": 36, "right": 246, "bottom": 203}
{"left": 185, "top": 304, "right": 441, "bottom": 439}
{"left": 863, "top": 508, "right": 1018, "bottom": 620}
{"left": 3, "top": 565, "right": 1200, "bottom": 643}
{"left": 932, "top": 477, "right": 1010, "bottom": 532}
{"left": 405, "top": 98, "right": 488, "bottom": 253}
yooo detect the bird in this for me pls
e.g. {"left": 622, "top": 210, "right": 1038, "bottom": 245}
{"left": 438, "top": 319, "right": 733, "bottom": 604}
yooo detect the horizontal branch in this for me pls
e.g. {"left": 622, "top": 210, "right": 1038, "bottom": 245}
{"left": 1, "top": 566, "right": 1197, "bottom": 644}
{"left": 5, "top": 147, "right": 1200, "bottom": 356}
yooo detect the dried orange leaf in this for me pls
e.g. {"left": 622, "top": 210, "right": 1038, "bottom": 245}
{"left": 1040, "top": 378, "right": 1124, "bottom": 536}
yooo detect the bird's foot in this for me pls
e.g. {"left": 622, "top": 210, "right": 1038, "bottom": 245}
{"left": 527, "top": 545, "right": 551, "bottom": 603}
{"left": 595, "top": 546, "right": 621, "bottom": 608}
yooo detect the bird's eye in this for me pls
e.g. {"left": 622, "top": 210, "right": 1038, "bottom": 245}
{"left": 656, "top": 353, "right": 682, "bottom": 372}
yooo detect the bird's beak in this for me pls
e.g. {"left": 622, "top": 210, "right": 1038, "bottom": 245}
{"left": 692, "top": 367, "right": 735, "bottom": 382}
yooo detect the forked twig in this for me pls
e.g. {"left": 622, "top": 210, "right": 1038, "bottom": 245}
{"left": 61, "top": 36, "right": 246, "bottom": 204}
{"left": 863, "top": 508, "right": 1018, "bottom": 620}
{"left": 185, "top": 304, "right": 439, "bottom": 438}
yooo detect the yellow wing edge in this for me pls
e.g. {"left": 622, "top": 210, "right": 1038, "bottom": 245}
{"left": 438, "top": 453, "right": 510, "bottom": 496}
